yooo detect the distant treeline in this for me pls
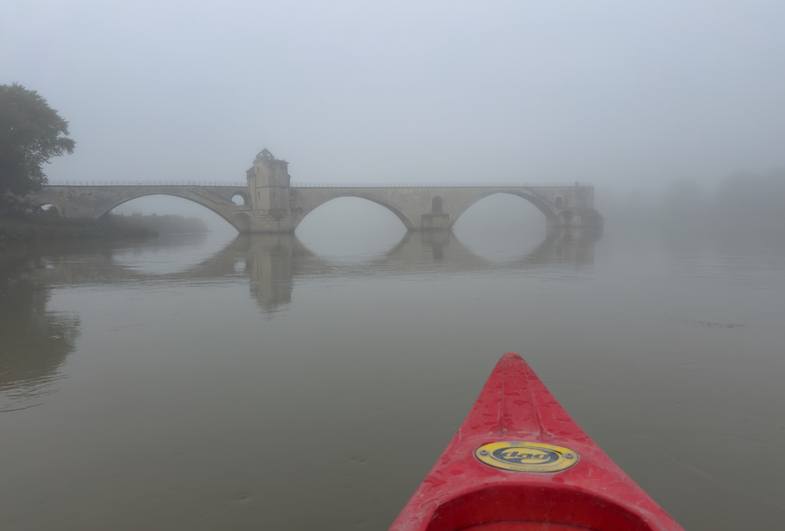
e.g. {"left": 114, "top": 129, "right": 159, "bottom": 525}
{"left": 606, "top": 170, "right": 785, "bottom": 235}
{"left": 0, "top": 211, "right": 207, "bottom": 246}
{"left": 662, "top": 171, "right": 785, "bottom": 232}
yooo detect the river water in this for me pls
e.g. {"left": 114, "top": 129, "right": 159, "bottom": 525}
{"left": 1, "top": 212, "right": 784, "bottom": 530}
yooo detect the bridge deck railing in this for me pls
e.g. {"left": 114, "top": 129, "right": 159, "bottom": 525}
{"left": 46, "top": 181, "right": 587, "bottom": 188}
{"left": 292, "top": 182, "right": 586, "bottom": 188}
{"left": 47, "top": 181, "right": 248, "bottom": 187}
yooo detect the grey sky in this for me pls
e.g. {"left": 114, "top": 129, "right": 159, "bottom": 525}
{"left": 3, "top": 0, "right": 784, "bottom": 193}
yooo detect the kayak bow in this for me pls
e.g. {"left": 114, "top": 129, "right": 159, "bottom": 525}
{"left": 391, "top": 353, "right": 682, "bottom": 531}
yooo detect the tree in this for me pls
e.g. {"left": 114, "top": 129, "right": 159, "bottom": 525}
{"left": 0, "top": 84, "right": 75, "bottom": 200}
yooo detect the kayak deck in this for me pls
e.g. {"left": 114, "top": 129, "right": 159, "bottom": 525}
{"left": 391, "top": 353, "right": 682, "bottom": 531}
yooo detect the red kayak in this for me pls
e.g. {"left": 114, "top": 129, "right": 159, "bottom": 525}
{"left": 391, "top": 353, "right": 682, "bottom": 530}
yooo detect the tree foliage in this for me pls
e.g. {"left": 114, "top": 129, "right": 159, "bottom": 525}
{"left": 0, "top": 84, "right": 75, "bottom": 198}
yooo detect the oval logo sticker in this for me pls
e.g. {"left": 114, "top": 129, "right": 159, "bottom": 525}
{"left": 475, "top": 441, "right": 579, "bottom": 473}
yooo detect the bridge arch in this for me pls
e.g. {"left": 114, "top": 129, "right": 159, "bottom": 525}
{"left": 452, "top": 190, "right": 559, "bottom": 228}
{"left": 97, "top": 192, "right": 246, "bottom": 232}
{"left": 294, "top": 192, "right": 417, "bottom": 231}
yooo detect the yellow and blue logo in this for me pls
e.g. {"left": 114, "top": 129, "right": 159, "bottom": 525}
{"left": 475, "top": 441, "right": 579, "bottom": 473}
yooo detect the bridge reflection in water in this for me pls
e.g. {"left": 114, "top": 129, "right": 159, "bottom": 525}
{"left": 29, "top": 228, "right": 599, "bottom": 314}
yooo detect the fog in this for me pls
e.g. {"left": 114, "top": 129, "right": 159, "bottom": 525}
{"left": 3, "top": 0, "right": 785, "bottom": 201}
{"left": 5, "top": 4, "right": 785, "bottom": 528}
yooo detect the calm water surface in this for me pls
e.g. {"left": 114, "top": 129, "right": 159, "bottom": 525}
{"left": 1, "top": 220, "right": 784, "bottom": 530}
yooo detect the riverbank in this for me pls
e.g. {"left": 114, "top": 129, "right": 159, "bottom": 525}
{"left": 0, "top": 213, "right": 207, "bottom": 248}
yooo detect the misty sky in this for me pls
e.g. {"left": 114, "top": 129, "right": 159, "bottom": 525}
{"left": 3, "top": 0, "right": 784, "bottom": 193}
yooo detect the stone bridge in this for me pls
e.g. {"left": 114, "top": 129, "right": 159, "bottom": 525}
{"left": 29, "top": 150, "right": 602, "bottom": 233}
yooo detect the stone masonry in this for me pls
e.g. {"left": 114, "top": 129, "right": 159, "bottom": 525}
{"left": 29, "top": 150, "right": 603, "bottom": 233}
